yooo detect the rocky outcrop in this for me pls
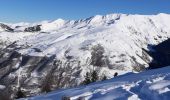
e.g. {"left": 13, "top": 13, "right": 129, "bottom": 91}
{"left": 0, "top": 23, "right": 14, "bottom": 32}
{"left": 24, "top": 25, "right": 41, "bottom": 32}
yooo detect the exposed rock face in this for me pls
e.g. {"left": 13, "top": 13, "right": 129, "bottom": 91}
{"left": 0, "top": 42, "right": 81, "bottom": 97}
{"left": 0, "top": 23, "right": 14, "bottom": 32}
{"left": 24, "top": 25, "right": 41, "bottom": 32}
{"left": 0, "top": 40, "right": 78, "bottom": 98}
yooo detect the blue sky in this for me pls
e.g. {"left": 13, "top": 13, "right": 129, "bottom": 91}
{"left": 0, "top": 0, "right": 170, "bottom": 23}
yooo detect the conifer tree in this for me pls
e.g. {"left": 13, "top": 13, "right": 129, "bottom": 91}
{"left": 102, "top": 75, "right": 107, "bottom": 81}
{"left": 83, "top": 72, "right": 91, "bottom": 85}
{"left": 91, "top": 71, "right": 99, "bottom": 82}
{"left": 15, "top": 88, "right": 26, "bottom": 99}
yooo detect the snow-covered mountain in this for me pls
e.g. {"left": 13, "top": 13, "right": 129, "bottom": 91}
{"left": 0, "top": 23, "right": 14, "bottom": 32}
{"left": 24, "top": 66, "right": 170, "bottom": 100}
{"left": 0, "top": 13, "right": 170, "bottom": 97}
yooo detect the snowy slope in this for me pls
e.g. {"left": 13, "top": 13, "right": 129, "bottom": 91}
{"left": 0, "top": 13, "right": 169, "bottom": 71}
{"left": 23, "top": 66, "right": 170, "bottom": 100}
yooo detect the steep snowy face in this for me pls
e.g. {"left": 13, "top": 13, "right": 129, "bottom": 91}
{"left": 15, "top": 13, "right": 170, "bottom": 69}
{"left": 0, "top": 13, "right": 170, "bottom": 97}
{"left": 0, "top": 13, "right": 170, "bottom": 72}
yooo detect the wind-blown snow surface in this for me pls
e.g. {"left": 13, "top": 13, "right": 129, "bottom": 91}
{"left": 22, "top": 66, "right": 170, "bottom": 100}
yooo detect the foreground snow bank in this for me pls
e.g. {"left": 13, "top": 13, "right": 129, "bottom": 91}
{"left": 23, "top": 66, "right": 170, "bottom": 100}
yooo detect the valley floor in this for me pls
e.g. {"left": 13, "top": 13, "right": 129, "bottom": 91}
{"left": 23, "top": 66, "right": 170, "bottom": 100}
